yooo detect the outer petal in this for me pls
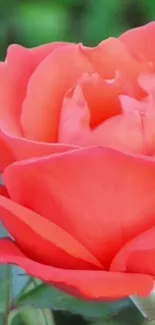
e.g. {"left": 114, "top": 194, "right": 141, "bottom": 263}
{"left": 0, "top": 195, "right": 102, "bottom": 270}
{"left": 0, "top": 239, "right": 153, "bottom": 299}
{"left": 110, "top": 227, "right": 155, "bottom": 276}
{"left": 80, "top": 38, "right": 153, "bottom": 98}
{"left": 0, "top": 139, "right": 14, "bottom": 172}
{"left": 21, "top": 44, "right": 94, "bottom": 142}
{"left": 0, "top": 42, "right": 67, "bottom": 170}
{"left": 4, "top": 147, "right": 155, "bottom": 267}
{"left": 119, "top": 22, "right": 155, "bottom": 66}
{"left": 0, "top": 43, "right": 66, "bottom": 134}
{"left": 0, "top": 122, "right": 79, "bottom": 162}
{"left": 0, "top": 186, "right": 8, "bottom": 197}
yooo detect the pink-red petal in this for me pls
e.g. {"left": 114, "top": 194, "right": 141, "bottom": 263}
{"left": 0, "top": 43, "right": 66, "bottom": 135}
{"left": 0, "top": 138, "right": 14, "bottom": 172}
{"left": 79, "top": 73, "right": 122, "bottom": 128}
{"left": 0, "top": 195, "right": 102, "bottom": 270}
{"left": 120, "top": 22, "right": 155, "bottom": 67}
{"left": 81, "top": 38, "right": 153, "bottom": 98}
{"left": 0, "top": 122, "right": 79, "bottom": 162}
{"left": 4, "top": 147, "right": 155, "bottom": 267}
{"left": 58, "top": 83, "right": 146, "bottom": 155}
{"left": 21, "top": 44, "right": 94, "bottom": 143}
{"left": 58, "top": 84, "right": 90, "bottom": 145}
{"left": 0, "top": 186, "right": 9, "bottom": 197}
{"left": 0, "top": 239, "right": 153, "bottom": 299}
{"left": 111, "top": 227, "right": 155, "bottom": 276}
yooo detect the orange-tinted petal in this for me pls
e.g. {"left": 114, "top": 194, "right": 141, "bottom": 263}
{"left": 0, "top": 43, "right": 66, "bottom": 135}
{"left": 110, "top": 227, "right": 155, "bottom": 276}
{"left": 0, "top": 239, "right": 153, "bottom": 299}
{"left": 0, "top": 122, "right": 79, "bottom": 162}
{"left": 4, "top": 147, "right": 155, "bottom": 267}
{"left": 0, "top": 138, "right": 14, "bottom": 172}
{"left": 58, "top": 85, "right": 143, "bottom": 155}
{"left": 80, "top": 114, "right": 143, "bottom": 154}
{"left": 0, "top": 195, "right": 102, "bottom": 270}
{"left": 21, "top": 44, "right": 94, "bottom": 143}
{"left": 79, "top": 73, "right": 122, "bottom": 128}
{"left": 81, "top": 38, "right": 152, "bottom": 98}
{"left": 120, "top": 22, "right": 155, "bottom": 67}
{"left": 58, "top": 84, "right": 90, "bottom": 145}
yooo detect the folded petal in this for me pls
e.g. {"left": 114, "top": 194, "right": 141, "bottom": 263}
{"left": 0, "top": 43, "right": 66, "bottom": 135}
{"left": 0, "top": 138, "right": 14, "bottom": 172}
{"left": 0, "top": 195, "right": 102, "bottom": 270}
{"left": 81, "top": 38, "right": 152, "bottom": 97}
{"left": 58, "top": 82, "right": 146, "bottom": 155}
{"left": 120, "top": 22, "right": 155, "bottom": 67}
{"left": 0, "top": 239, "right": 153, "bottom": 299}
{"left": 111, "top": 227, "right": 155, "bottom": 276}
{"left": 21, "top": 44, "right": 94, "bottom": 143}
{"left": 76, "top": 73, "right": 122, "bottom": 128}
{"left": 138, "top": 73, "right": 155, "bottom": 98}
{"left": 0, "top": 186, "right": 8, "bottom": 197}
{"left": 80, "top": 114, "right": 143, "bottom": 155}
{"left": 4, "top": 147, "right": 155, "bottom": 268}
{"left": 0, "top": 122, "right": 79, "bottom": 162}
{"left": 58, "top": 84, "right": 90, "bottom": 144}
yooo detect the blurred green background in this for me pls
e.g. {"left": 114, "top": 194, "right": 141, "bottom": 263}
{"left": 0, "top": 0, "right": 155, "bottom": 60}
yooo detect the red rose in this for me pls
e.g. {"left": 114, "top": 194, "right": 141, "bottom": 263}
{"left": 0, "top": 23, "right": 155, "bottom": 300}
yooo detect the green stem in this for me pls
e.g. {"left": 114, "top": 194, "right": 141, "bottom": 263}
{"left": 131, "top": 291, "right": 155, "bottom": 321}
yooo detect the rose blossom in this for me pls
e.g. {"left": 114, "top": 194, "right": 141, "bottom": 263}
{"left": 0, "top": 23, "right": 155, "bottom": 300}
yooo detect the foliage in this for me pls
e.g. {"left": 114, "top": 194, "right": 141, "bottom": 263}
{"left": 0, "top": 0, "right": 155, "bottom": 59}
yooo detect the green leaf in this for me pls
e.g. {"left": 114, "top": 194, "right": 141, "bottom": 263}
{"left": 90, "top": 321, "right": 119, "bottom": 325}
{"left": 0, "top": 313, "right": 8, "bottom": 325}
{"left": 0, "top": 224, "right": 12, "bottom": 322}
{"left": 8, "top": 308, "right": 55, "bottom": 325}
{"left": 11, "top": 267, "right": 30, "bottom": 299}
{"left": 15, "top": 283, "right": 138, "bottom": 321}
{"left": 89, "top": 301, "right": 144, "bottom": 325}
{"left": 0, "top": 265, "right": 12, "bottom": 313}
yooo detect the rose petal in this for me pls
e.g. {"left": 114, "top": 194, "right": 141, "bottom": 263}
{"left": 81, "top": 37, "right": 152, "bottom": 96}
{"left": 79, "top": 73, "right": 122, "bottom": 128}
{"left": 138, "top": 73, "right": 155, "bottom": 95}
{"left": 0, "top": 195, "right": 102, "bottom": 270}
{"left": 0, "top": 43, "right": 66, "bottom": 135}
{"left": 0, "top": 138, "right": 14, "bottom": 172}
{"left": 4, "top": 147, "right": 155, "bottom": 267}
{"left": 80, "top": 114, "right": 143, "bottom": 155}
{"left": 58, "top": 84, "right": 90, "bottom": 144}
{"left": 21, "top": 44, "right": 94, "bottom": 142}
{"left": 0, "top": 42, "right": 67, "bottom": 170}
{"left": 58, "top": 86, "right": 144, "bottom": 155}
{"left": 0, "top": 121, "right": 79, "bottom": 162}
{"left": 0, "top": 186, "right": 8, "bottom": 197}
{"left": 110, "top": 227, "right": 155, "bottom": 276}
{"left": 0, "top": 239, "right": 153, "bottom": 299}
{"left": 120, "top": 22, "right": 155, "bottom": 66}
